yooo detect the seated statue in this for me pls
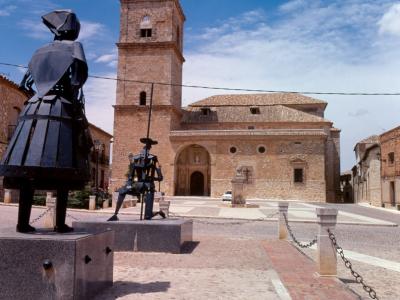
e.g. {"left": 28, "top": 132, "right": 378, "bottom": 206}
{"left": 108, "top": 138, "right": 165, "bottom": 221}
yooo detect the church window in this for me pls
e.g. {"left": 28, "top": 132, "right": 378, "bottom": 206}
{"left": 294, "top": 168, "right": 304, "bottom": 183}
{"left": 248, "top": 126, "right": 255, "bottom": 130}
{"left": 200, "top": 107, "right": 211, "bottom": 116}
{"left": 250, "top": 107, "right": 260, "bottom": 114}
{"left": 388, "top": 152, "right": 395, "bottom": 164}
{"left": 230, "top": 146, "right": 237, "bottom": 154}
{"left": 294, "top": 142, "right": 302, "bottom": 145}
{"left": 257, "top": 146, "right": 266, "bottom": 154}
{"left": 140, "top": 29, "right": 152, "bottom": 38}
{"left": 140, "top": 15, "right": 152, "bottom": 38}
{"left": 140, "top": 91, "right": 147, "bottom": 105}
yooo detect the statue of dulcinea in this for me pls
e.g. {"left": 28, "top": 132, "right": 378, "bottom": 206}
{"left": 0, "top": 10, "right": 92, "bottom": 233}
{"left": 108, "top": 138, "right": 165, "bottom": 221}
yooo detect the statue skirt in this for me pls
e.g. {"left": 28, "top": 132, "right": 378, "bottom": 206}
{"left": 0, "top": 94, "right": 91, "bottom": 190}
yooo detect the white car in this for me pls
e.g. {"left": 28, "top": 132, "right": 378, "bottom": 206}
{"left": 222, "top": 191, "right": 232, "bottom": 201}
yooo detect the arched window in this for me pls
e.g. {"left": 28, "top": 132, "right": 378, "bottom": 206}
{"left": 140, "top": 15, "right": 152, "bottom": 38}
{"left": 140, "top": 91, "right": 147, "bottom": 105}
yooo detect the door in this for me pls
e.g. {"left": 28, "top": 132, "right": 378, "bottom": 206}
{"left": 190, "top": 172, "right": 204, "bottom": 196}
{"left": 390, "top": 181, "right": 396, "bottom": 206}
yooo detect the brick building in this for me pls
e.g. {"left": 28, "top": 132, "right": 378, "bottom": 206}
{"left": 380, "top": 126, "right": 400, "bottom": 208}
{"left": 351, "top": 135, "right": 381, "bottom": 206}
{"left": 88, "top": 124, "right": 113, "bottom": 192}
{"left": 111, "top": 0, "right": 341, "bottom": 202}
{"left": 0, "top": 75, "right": 30, "bottom": 200}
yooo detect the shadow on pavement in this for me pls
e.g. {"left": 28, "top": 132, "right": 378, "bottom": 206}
{"left": 181, "top": 241, "right": 200, "bottom": 254}
{"left": 102, "top": 281, "right": 171, "bottom": 297}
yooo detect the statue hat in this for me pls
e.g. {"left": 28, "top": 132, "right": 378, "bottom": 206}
{"left": 140, "top": 138, "right": 158, "bottom": 146}
{"left": 42, "top": 10, "right": 81, "bottom": 40}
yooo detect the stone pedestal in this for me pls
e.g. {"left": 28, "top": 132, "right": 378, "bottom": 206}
{"left": 74, "top": 219, "right": 192, "bottom": 254}
{"left": 4, "top": 189, "right": 12, "bottom": 203}
{"left": 231, "top": 178, "right": 246, "bottom": 206}
{"left": 0, "top": 228, "right": 114, "bottom": 300}
{"left": 278, "top": 202, "right": 289, "bottom": 240}
{"left": 89, "top": 195, "right": 96, "bottom": 210}
{"left": 316, "top": 208, "right": 338, "bottom": 276}
{"left": 103, "top": 199, "right": 110, "bottom": 209}
{"left": 159, "top": 200, "right": 170, "bottom": 217}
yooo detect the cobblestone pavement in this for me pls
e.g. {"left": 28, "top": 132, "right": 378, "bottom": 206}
{"left": 0, "top": 202, "right": 399, "bottom": 299}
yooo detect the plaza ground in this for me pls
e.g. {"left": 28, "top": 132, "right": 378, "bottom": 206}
{"left": 0, "top": 199, "right": 399, "bottom": 299}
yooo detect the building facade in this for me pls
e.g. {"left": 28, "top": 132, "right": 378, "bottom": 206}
{"left": 351, "top": 135, "right": 381, "bottom": 206}
{"left": 380, "top": 126, "right": 400, "bottom": 208}
{"left": 0, "top": 75, "right": 30, "bottom": 201}
{"left": 112, "top": 0, "right": 341, "bottom": 202}
{"left": 88, "top": 124, "right": 113, "bottom": 192}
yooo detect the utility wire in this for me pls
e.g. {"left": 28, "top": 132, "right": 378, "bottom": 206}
{"left": 1, "top": 61, "right": 400, "bottom": 96}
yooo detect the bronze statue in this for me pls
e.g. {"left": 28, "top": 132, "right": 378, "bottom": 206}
{"left": 108, "top": 138, "right": 164, "bottom": 221}
{"left": 0, "top": 10, "right": 92, "bottom": 233}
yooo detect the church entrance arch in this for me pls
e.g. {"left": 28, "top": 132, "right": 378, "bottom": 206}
{"left": 175, "top": 145, "right": 211, "bottom": 196}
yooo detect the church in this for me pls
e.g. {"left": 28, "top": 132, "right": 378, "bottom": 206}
{"left": 111, "top": 0, "right": 341, "bottom": 202}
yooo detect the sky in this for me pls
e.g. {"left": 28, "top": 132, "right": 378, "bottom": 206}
{"left": 1, "top": 0, "right": 400, "bottom": 171}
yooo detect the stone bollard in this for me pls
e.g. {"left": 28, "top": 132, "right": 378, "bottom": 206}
{"left": 89, "top": 195, "right": 96, "bottom": 210}
{"left": 316, "top": 208, "right": 338, "bottom": 276}
{"left": 159, "top": 200, "right": 170, "bottom": 217}
{"left": 278, "top": 202, "right": 289, "bottom": 240}
{"left": 3, "top": 189, "right": 12, "bottom": 204}
{"left": 44, "top": 194, "right": 56, "bottom": 228}
{"left": 103, "top": 199, "right": 109, "bottom": 209}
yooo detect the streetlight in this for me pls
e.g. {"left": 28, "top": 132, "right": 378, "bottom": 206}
{"left": 94, "top": 139, "right": 104, "bottom": 207}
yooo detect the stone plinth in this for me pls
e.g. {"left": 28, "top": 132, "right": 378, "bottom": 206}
{"left": 74, "top": 219, "right": 193, "bottom": 254}
{"left": 3, "top": 189, "right": 12, "bottom": 203}
{"left": 231, "top": 178, "right": 246, "bottom": 205}
{"left": 0, "top": 228, "right": 114, "bottom": 300}
{"left": 89, "top": 195, "right": 96, "bottom": 210}
{"left": 316, "top": 208, "right": 338, "bottom": 276}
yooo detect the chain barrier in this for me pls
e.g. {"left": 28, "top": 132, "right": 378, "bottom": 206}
{"left": 29, "top": 207, "right": 52, "bottom": 225}
{"left": 66, "top": 212, "right": 80, "bottom": 221}
{"left": 282, "top": 212, "right": 317, "bottom": 248}
{"left": 327, "top": 229, "right": 379, "bottom": 300}
{"left": 168, "top": 211, "right": 279, "bottom": 225}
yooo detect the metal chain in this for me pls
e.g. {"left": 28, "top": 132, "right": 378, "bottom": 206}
{"left": 282, "top": 212, "right": 317, "bottom": 248}
{"left": 168, "top": 211, "right": 278, "bottom": 225}
{"left": 327, "top": 228, "right": 379, "bottom": 300}
{"left": 29, "top": 207, "right": 52, "bottom": 225}
{"left": 66, "top": 212, "right": 80, "bottom": 221}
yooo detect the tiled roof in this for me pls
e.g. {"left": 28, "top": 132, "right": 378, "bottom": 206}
{"left": 189, "top": 93, "right": 327, "bottom": 107}
{"left": 357, "top": 135, "right": 380, "bottom": 145}
{"left": 182, "top": 105, "right": 329, "bottom": 124}
{"left": 0, "top": 75, "right": 31, "bottom": 97}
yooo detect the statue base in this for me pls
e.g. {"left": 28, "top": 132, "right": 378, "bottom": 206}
{"left": 74, "top": 218, "right": 193, "bottom": 254}
{"left": 0, "top": 228, "right": 114, "bottom": 300}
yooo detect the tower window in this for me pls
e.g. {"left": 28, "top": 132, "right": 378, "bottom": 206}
{"left": 388, "top": 152, "right": 395, "bottom": 164}
{"left": 294, "top": 168, "right": 304, "bottom": 183}
{"left": 140, "top": 29, "right": 152, "bottom": 38}
{"left": 140, "top": 91, "right": 147, "bottom": 105}
{"left": 250, "top": 107, "right": 260, "bottom": 114}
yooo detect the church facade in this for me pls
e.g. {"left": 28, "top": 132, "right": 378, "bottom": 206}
{"left": 111, "top": 0, "right": 341, "bottom": 202}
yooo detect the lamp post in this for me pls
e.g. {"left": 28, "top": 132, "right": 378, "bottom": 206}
{"left": 93, "top": 140, "right": 104, "bottom": 207}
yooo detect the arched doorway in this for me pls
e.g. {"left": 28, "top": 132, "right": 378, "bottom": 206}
{"left": 190, "top": 172, "right": 204, "bottom": 196}
{"left": 175, "top": 145, "right": 211, "bottom": 196}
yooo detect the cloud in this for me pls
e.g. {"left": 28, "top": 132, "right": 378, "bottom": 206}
{"left": 378, "top": 3, "right": 400, "bottom": 36}
{"left": 279, "top": 0, "right": 307, "bottom": 12}
{"left": 95, "top": 50, "right": 118, "bottom": 68}
{"left": 84, "top": 73, "right": 117, "bottom": 134}
{"left": 0, "top": 4, "right": 16, "bottom": 16}
{"left": 182, "top": 0, "right": 400, "bottom": 170}
{"left": 348, "top": 109, "right": 369, "bottom": 117}
{"left": 18, "top": 19, "right": 49, "bottom": 40}
{"left": 79, "top": 21, "right": 105, "bottom": 42}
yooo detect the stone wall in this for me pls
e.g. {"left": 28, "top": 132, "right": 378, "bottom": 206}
{"left": 380, "top": 126, "right": 400, "bottom": 207}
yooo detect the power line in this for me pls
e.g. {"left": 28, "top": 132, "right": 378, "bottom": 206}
{"left": 1, "top": 61, "right": 400, "bottom": 96}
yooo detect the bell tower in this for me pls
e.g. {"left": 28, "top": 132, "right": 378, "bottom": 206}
{"left": 116, "top": 0, "right": 185, "bottom": 108}
{"left": 112, "top": 0, "right": 185, "bottom": 194}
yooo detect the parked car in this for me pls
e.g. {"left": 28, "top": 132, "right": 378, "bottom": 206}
{"left": 222, "top": 191, "right": 232, "bottom": 201}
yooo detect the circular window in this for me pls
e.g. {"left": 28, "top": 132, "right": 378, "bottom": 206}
{"left": 229, "top": 146, "right": 237, "bottom": 154}
{"left": 258, "top": 146, "right": 266, "bottom": 154}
